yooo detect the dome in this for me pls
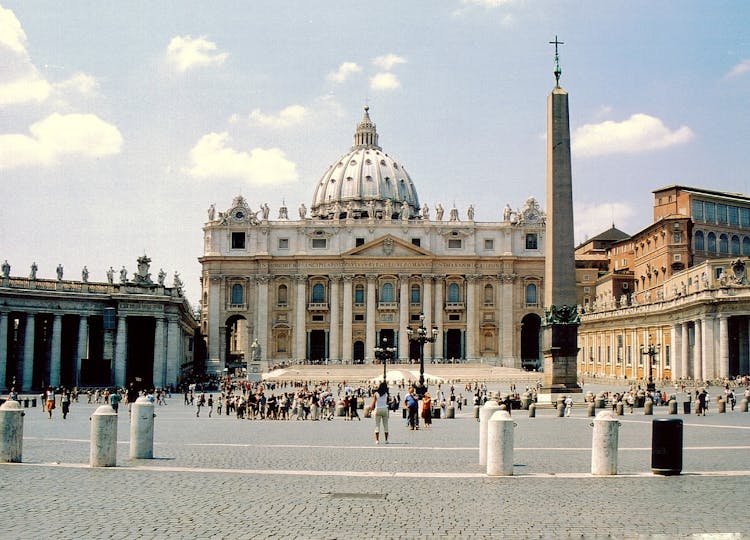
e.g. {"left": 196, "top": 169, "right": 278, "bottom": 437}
{"left": 311, "top": 107, "right": 421, "bottom": 220}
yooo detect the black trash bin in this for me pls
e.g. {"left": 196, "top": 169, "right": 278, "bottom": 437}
{"left": 683, "top": 400, "right": 691, "bottom": 414}
{"left": 652, "top": 418, "right": 683, "bottom": 475}
{"left": 23, "top": 398, "right": 29, "bottom": 408}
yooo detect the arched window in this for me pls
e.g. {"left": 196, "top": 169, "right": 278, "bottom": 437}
{"left": 354, "top": 285, "right": 365, "bottom": 304}
{"left": 277, "top": 284, "right": 288, "bottom": 305}
{"left": 381, "top": 282, "right": 395, "bottom": 302}
{"left": 410, "top": 284, "right": 420, "bottom": 304}
{"left": 448, "top": 283, "right": 460, "bottom": 303}
{"left": 483, "top": 284, "right": 494, "bottom": 305}
{"left": 231, "top": 284, "right": 243, "bottom": 305}
{"left": 707, "top": 232, "right": 717, "bottom": 253}
{"left": 719, "top": 234, "right": 729, "bottom": 254}
{"left": 526, "top": 283, "right": 537, "bottom": 305}
{"left": 312, "top": 283, "right": 325, "bottom": 302}
{"left": 731, "top": 235, "right": 740, "bottom": 255}
{"left": 694, "top": 230, "right": 704, "bottom": 251}
{"left": 743, "top": 236, "right": 750, "bottom": 256}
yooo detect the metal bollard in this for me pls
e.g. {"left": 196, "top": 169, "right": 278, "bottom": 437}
{"left": 473, "top": 405, "right": 480, "bottom": 421}
{"left": 0, "top": 400, "right": 25, "bottom": 463}
{"left": 644, "top": 399, "right": 653, "bottom": 415}
{"left": 446, "top": 406, "right": 455, "bottom": 419}
{"left": 591, "top": 410, "right": 621, "bottom": 475}
{"left": 528, "top": 403, "right": 536, "bottom": 418}
{"left": 717, "top": 398, "right": 726, "bottom": 414}
{"left": 90, "top": 404, "right": 118, "bottom": 467}
{"left": 587, "top": 402, "right": 596, "bottom": 417}
{"left": 486, "top": 410, "right": 515, "bottom": 476}
{"left": 479, "top": 400, "right": 501, "bottom": 466}
{"left": 130, "top": 396, "right": 155, "bottom": 459}
{"left": 668, "top": 399, "right": 678, "bottom": 415}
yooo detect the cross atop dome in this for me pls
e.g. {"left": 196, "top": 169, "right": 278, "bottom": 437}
{"left": 549, "top": 35, "right": 564, "bottom": 87}
{"left": 353, "top": 105, "right": 380, "bottom": 150}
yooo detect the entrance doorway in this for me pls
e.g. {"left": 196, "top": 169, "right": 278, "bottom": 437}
{"left": 521, "top": 313, "right": 541, "bottom": 370}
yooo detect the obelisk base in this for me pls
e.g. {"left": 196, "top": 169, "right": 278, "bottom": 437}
{"left": 537, "top": 324, "right": 582, "bottom": 404}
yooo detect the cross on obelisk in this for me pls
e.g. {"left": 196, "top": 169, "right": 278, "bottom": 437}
{"left": 539, "top": 36, "right": 582, "bottom": 402}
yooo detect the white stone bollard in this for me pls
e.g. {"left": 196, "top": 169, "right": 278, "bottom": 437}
{"left": 479, "top": 400, "right": 502, "bottom": 466}
{"left": 130, "top": 396, "right": 155, "bottom": 459}
{"left": 0, "top": 400, "right": 25, "bottom": 463}
{"left": 486, "top": 410, "right": 515, "bottom": 476}
{"left": 591, "top": 410, "right": 621, "bottom": 475}
{"left": 90, "top": 404, "right": 118, "bottom": 467}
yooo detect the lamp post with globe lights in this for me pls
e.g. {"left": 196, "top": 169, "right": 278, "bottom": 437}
{"left": 373, "top": 336, "right": 397, "bottom": 382}
{"left": 640, "top": 337, "right": 660, "bottom": 392}
{"left": 406, "top": 313, "right": 439, "bottom": 399}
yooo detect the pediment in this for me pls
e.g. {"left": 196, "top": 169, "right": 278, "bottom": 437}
{"left": 343, "top": 234, "right": 433, "bottom": 258}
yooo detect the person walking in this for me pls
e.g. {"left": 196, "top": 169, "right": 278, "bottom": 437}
{"left": 60, "top": 388, "right": 71, "bottom": 419}
{"left": 370, "top": 381, "right": 390, "bottom": 444}
{"left": 421, "top": 391, "right": 432, "bottom": 428}
{"left": 207, "top": 394, "right": 214, "bottom": 417}
{"left": 44, "top": 386, "right": 55, "bottom": 419}
{"left": 564, "top": 395, "right": 573, "bottom": 417}
{"left": 404, "top": 387, "right": 419, "bottom": 430}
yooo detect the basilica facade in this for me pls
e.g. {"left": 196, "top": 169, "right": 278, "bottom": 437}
{"left": 200, "top": 108, "right": 548, "bottom": 375}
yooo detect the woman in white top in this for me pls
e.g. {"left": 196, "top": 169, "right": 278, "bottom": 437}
{"left": 370, "top": 381, "right": 390, "bottom": 444}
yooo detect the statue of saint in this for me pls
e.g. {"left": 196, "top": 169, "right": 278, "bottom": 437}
{"left": 401, "top": 201, "right": 410, "bottom": 221}
{"left": 158, "top": 268, "right": 166, "bottom": 286}
{"left": 56, "top": 264, "right": 64, "bottom": 281}
{"left": 107, "top": 267, "right": 114, "bottom": 284}
{"left": 435, "top": 203, "right": 444, "bottom": 221}
{"left": 173, "top": 271, "right": 184, "bottom": 292}
{"left": 278, "top": 204, "right": 288, "bottom": 220}
{"left": 298, "top": 203, "right": 307, "bottom": 219}
{"left": 467, "top": 204, "right": 475, "bottom": 220}
{"left": 82, "top": 266, "right": 89, "bottom": 283}
{"left": 207, "top": 204, "right": 215, "bottom": 221}
{"left": 120, "top": 266, "right": 128, "bottom": 284}
{"left": 366, "top": 200, "right": 375, "bottom": 219}
{"left": 262, "top": 203, "right": 270, "bottom": 220}
{"left": 449, "top": 207, "right": 459, "bottom": 222}
{"left": 30, "top": 262, "right": 38, "bottom": 280}
{"left": 1, "top": 260, "right": 9, "bottom": 278}
{"left": 384, "top": 199, "right": 392, "bottom": 219}
{"left": 503, "top": 204, "right": 512, "bottom": 222}
{"left": 421, "top": 203, "right": 429, "bottom": 220}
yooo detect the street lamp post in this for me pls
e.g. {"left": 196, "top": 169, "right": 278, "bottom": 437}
{"left": 406, "top": 313, "right": 439, "bottom": 399}
{"left": 640, "top": 338, "right": 660, "bottom": 392}
{"left": 373, "top": 337, "right": 397, "bottom": 382}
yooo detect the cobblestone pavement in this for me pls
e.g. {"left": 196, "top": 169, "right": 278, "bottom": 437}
{"left": 2, "top": 394, "right": 749, "bottom": 539}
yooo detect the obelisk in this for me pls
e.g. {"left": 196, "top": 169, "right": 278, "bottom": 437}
{"left": 539, "top": 37, "right": 582, "bottom": 402}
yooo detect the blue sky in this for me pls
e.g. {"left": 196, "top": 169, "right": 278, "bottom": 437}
{"left": 1, "top": 1, "right": 748, "bottom": 306}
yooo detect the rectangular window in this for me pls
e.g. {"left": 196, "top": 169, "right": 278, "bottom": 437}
{"left": 312, "top": 238, "right": 327, "bottom": 249}
{"left": 355, "top": 237, "right": 365, "bottom": 247}
{"left": 354, "top": 314, "right": 364, "bottom": 321}
{"left": 717, "top": 204, "right": 728, "bottom": 225}
{"left": 278, "top": 238, "right": 289, "bottom": 249}
{"left": 484, "top": 239, "right": 494, "bottom": 250}
{"left": 674, "top": 254, "right": 681, "bottom": 261}
{"left": 312, "top": 315, "right": 324, "bottom": 322}
{"left": 583, "top": 274, "right": 590, "bottom": 281}
{"left": 448, "top": 239, "right": 462, "bottom": 249}
{"left": 728, "top": 206, "right": 739, "bottom": 226}
{"left": 525, "top": 233, "right": 538, "bottom": 250}
{"left": 665, "top": 345, "right": 671, "bottom": 368}
{"left": 741, "top": 208, "right": 750, "bottom": 228}
{"left": 606, "top": 345, "right": 611, "bottom": 364}
{"left": 691, "top": 200, "right": 703, "bottom": 221}
{"left": 411, "top": 238, "right": 421, "bottom": 247}
{"left": 231, "top": 232, "right": 245, "bottom": 249}
{"left": 704, "top": 202, "right": 716, "bottom": 223}
{"left": 715, "top": 267, "right": 724, "bottom": 279}
{"left": 583, "top": 286, "right": 590, "bottom": 293}
{"left": 627, "top": 345, "right": 632, "bottom": 365}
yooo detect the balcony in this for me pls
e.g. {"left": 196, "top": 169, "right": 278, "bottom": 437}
{"left": 307, "top": 302, "right": 329, "bottom": 311}
{"left": 378, "top": 302, "right": 398, "bottom": 311}
{"left": 226, "top": 303, "right": 246, "bottom": 311}
{"left": 445, "top": 302, "right": 465, "bottom": 311}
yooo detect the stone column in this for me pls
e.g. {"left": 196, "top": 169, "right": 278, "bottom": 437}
{"left": 365, "top": 274, "right": 377, "bottom": 363}
{"left": 423, "top": 275, "right": 434, "bottom": 361}
{"left": 671, "top": 324, "right": 680, "bottom": 380}
{"left": 342, "top": 275, "right": 353, "bottom": 364}
{"left": 49, "top": 314, "right": 62, "bottom": 388}
{"left": 207, "top": 276, "right": 222, "bottom": 371}
{"left": 466, "top": 275, "right": 478, "bottom": 361}
{"left": 76, "top": 315, "right": 88, "bottom": 388}
{"left": 500, "top": 273, "right": 515, "bottom": 366}
{"left": 702, "top": 316, "right": 715, "bottom": 380}
{"left": 114, "top": 314, "right": 127, "bottom": 388}
{"left": 153, "top": 318, "right": 166, "bottom": 388}
{"left": 656, "top": 326, "right": 665, "bottom": 380}
{"left": 166, "top": 318, "right": 180, "bottom": 387}
{"left": 694, "top": 319, "right": 702, "bottom": 382}
{"left": 681, "top": 321, "right": 690, "bottom": 380}
{"left": 434, "top": 275, "right": 445, "bottom": 360}
{"left": 718, "top": 315, "right": 729, "bottom": 379}
{"left": 329, "top": 275, "right": 340, "bottom": 363}
{"left": 0, "top": 311, "right": 7, "bottom": 391}
{"left": 256, "top": 276, "right": 269, "bottom": 369}
{"left": 398, "top": 274, "right": 410, "bottom": 362}
{"left": 22, "top": 313, "right": 35, "bottom": 391}
{"left": 294, "top": 275, "right": 307, "bottom": 362}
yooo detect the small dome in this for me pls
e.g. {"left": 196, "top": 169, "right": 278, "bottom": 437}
{"left": 311, "top": 107, "right": 420, "bottom": 220}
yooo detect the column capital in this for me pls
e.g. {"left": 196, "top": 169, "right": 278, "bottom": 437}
{"left": 366, "top": 273, "right": 378, "bottom": 282}
{"left": 292, "top": 274, "right": 307, "bottom": 283}
{"left": 329, "top": 274, "right": 342, "bottom": 283}
{"left": 499, "top": 273, "right": 517, "bottom": 284}
{"left": 422, "top": 273, "right": 435, "bottom": 281}
{"left": 466, "top": 274, "right": 482, "bottom": 283}
{"left": 342, "top": 273, "right": 355, "bottom": 282}
{"left": 398, "top": 273, "right": 411, "bottom": 282}
{"left": 255, "top": 275, "right": 271, "bottom": 285}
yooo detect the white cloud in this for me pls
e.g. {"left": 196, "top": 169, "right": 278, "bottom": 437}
{"left": 370, "top": 72, "right": 401, "bottom": 91}
{"left": 726, "top": 59, "right": 750, "bottom": 79}
{"left": 461, "top": 0, "right": 517, "bottom": 7}
{"left": 0, "top": 5, "right": 27, "bottom": 54}
{"left": 572, "top": 113, "right": 693, "bottom": 157}
{"left": 327, "top": 61, "right": 361, "bottom": 83}
{"left": 373, "top": 54, "right": 406, "bottom": 71}
{"left": 187, "top": 132, "right": 298, "bottom": 184}
{"left": 0, "top": 113, "right": 123, "bottom": 169}
{"left": 249, "top": 105, "right": 309, "bottom": 128}
{"left": 166, "top": 35, "right": 228, "bottom": 73}
{"left": 54, "top": 72, "right": 99, "bottom": 95}
{"left": 573, "top": 201, "right": 635, "bottom": 245}
{"left": 0, "top": 73, "right": 52, "bottom": 105}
